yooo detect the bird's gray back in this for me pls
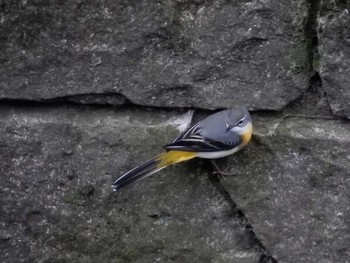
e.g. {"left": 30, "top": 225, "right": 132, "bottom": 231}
{"left": 199, "top": 108, "right": 240, "bottom": 143}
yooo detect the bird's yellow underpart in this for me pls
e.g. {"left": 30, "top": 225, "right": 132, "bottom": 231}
{"left": 156, "top": 150, "right": 197, "bottom": 168}
{"left": 241, "top": 122, "right": 253, "bottom": 145}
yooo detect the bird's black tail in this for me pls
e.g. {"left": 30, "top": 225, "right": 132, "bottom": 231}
{"left": 111, "top": 151, "right": 197, "bottom": 191}
{"left": 111, "top": 157, "right": 164, "bottom": 191}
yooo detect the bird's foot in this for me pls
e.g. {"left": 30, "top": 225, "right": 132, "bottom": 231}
{"left": 211, "top": 160, "right": 235, "bottom": 181}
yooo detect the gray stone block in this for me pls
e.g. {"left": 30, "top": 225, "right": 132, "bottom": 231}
{"left": 0, "top": 0, "right": 310, "bottom": 110}
{"left": 0, "top": 106, "right": 267, "bottom": 263}
{"left": 222, "top": 115, "right": 350, "bottom": 262}
{"left": 318, "top": 1, "right": 350, "bottom": 118}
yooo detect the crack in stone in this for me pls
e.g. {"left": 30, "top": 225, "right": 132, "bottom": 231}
{"left": 207, "top": 169, "right": 278, "bottom": 263}
{"left": 0, "top": 97, "right": 138, "bottom": 111}
{"left": 0, "top": 92, "right": 132, "bottom": 106}
{"left": 304, "top": 0, "right": 320, "bottom": 72}
{"left": 282, "top": 0, "right": 326, "bottom": 115}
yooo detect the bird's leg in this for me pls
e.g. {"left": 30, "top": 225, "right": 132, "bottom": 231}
{"left": 211, "top": 160, "right": 235, "bottom": 178}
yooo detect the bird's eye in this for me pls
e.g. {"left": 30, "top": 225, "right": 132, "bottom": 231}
{"left": 236, "top": 119, "right": 243, "bottom": 126}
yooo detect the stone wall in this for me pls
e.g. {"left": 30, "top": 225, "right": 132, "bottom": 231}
{"left": 1, "top": 1, "right": 349, "bottom": 262}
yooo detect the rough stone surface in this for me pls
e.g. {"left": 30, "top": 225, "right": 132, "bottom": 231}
{"left": 317, "top": 1, "right": 350, "bottom": 118}
{"left": 1, "top": 0, "right": 350, "bottom": 262}
{"left": 0, "top": 105, "right": 268, "bottom": 263}
{"left": 0, "top": 0, "right": 310, "bottom": 110}
{"left": 222, "top": 115, "right": 350, "bottom": 262}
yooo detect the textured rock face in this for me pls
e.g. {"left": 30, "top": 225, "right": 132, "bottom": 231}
{"left": 223, "top": 116, "right": 350, "bottom": 262}
{"left": 0, "top": 106, "right": 267, "bottom": 263}
{"left": 1, "top": 102, "right": 349, "bottom": 263}
{"left": 1, "top": 0, "right": 350, "bottom": 263}
{"left": 317, "top": 1, "right": 350, "bottom": 118}
{"left": 0, "top": 0, "right": 309, "bottom": 109}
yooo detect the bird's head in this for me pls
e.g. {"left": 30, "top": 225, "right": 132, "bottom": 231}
{"left": 225, "top": 106, "right": 253, "bottom": 145}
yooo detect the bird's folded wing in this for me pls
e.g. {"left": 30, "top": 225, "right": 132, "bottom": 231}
{"left": 164, "top": 122, "right": 241, "bottom": 152}
{"left": 163, "top": 137, "right": 236, "bottom": 152}
{"left": 171, "top": 122, "right": 201, "bottom": 142}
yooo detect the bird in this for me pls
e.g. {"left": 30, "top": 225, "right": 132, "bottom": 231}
{"left": 112, "top": 106, "right": 253, "bottom": 191}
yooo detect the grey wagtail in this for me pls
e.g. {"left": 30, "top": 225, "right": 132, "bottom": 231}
{"left": 112, "top": 106, "right": 253, "bottom": 191}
